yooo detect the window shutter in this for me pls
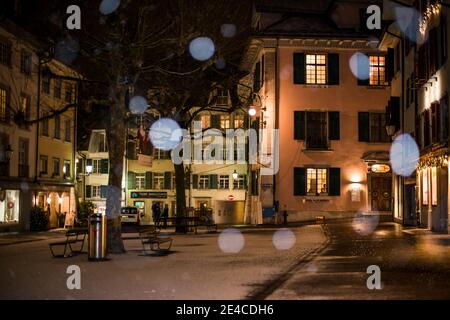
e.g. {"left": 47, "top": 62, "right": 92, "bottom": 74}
{"left": 253, "top": 61, "right": 261, "bottom": 92}
{"left": 294, "top": 111, "right": 306, "bottom": 140}
{"left": 100, "top": 185, "right": 108, "bottom": 199}
{"left": 100, "top": 159, "right": 109, "bottom": 174}
{"left": 85, "top": 185, "right": 92, "bottom": 198}
{"left": 244, "top": 174, "right": 248, "bottom": 189}
{"left": 328, "top": 111, "right": 340, "bottom": 140}
{"left": 293, "top": 167, "right": 306, "bottom": 196}
{"left": 329, "top": 168, "right": 341, "bottom": 196}
{"left": 209, "top": 174, "right": 218, "bottom": 189}
{"left": 164, "top": 172, "right": 172, "bottom": 189}
{"left": 357, "top": 53, "right": 369, "bottom": 86}
{"left": 358, "top": 112, "right": 370, "bottom": 142}
{"left": 211, "top": 115, "right": 220, "bottom": 129}
{"left": 387, "top": 48, "right": 395, "bottom": 82}
{"left": 128, "top": 171, "right": 136, "bottom": 189}
{"left": 145, "top": 171, "right": 153, "bottom": 189}
{"left": 327, "top": 53, "right": 340, "bottom": 85}
{"left": 193, "top": 174, "right": 198, "bottom": 189}
{"left": 293, "top": 53, "right": 306, "bottom": 84}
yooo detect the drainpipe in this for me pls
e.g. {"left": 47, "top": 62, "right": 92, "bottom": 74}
{"left": 274, "top": 38, "right": 279, "bottom": 218}
{"left": 35, "top": 57, "right": 41, "bottom": 187}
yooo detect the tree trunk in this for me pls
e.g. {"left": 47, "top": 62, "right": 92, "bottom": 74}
{"left": 105, "top": 87, "right": 126, "bottom": 254}
{"left": 174, "top": 162, "right": 187, "bottom": 233}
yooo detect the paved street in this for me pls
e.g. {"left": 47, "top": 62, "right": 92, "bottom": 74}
{"left": 267, "top": 220, "right": 450, "bottom": 300}
{"left": 0, "top": 224, "right": 326, "bottom": 299}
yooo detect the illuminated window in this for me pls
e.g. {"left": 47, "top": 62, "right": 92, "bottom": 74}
{"left": 306, "top": 54, "right": 326, "bottom": 84}
{"left": 92, "top": 186, "right": 101, "bottom": 198}
{"left": 422, "top": 169, "right": 429, "bottom": 205}
{"left": 431, "top": 167, "right": 437, "bottom": 206}
{"left": 306, "top": 168, "right": 328, "bottom": 195}
{"left": 153, "top": 173, "right": 164, "bottom": 190}
{"left": 233, "top": 174, "right": 245, "bottom": 189}
{"left": 369, "top": 55, "right": 386, "bottom": 86}
{"left": 135, "top": 173, "right": 145, "bottom": 190}
{"left": 0, "top": 87, "right": 7, "bottom": 122}
{"left": 234, "top": 114, "right": 245, "bottom": 128}
{"left": 201, "top": 114, "right": 210, "bottom": 128}
{"left": 218, "top": 175, "right": 229, "bottom": 189}
{"left": 220, "top": 114, "right": 230, "bottom": 129}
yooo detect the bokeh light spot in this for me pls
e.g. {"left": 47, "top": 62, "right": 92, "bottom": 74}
{"left": 189, "top": 37, "right": 215, "bottom": 61}
{"left": 149, "top": 118, "right": 182, "bottom": 151}
{"left": 218, "top": 228, "right": 245, "bottom": 253}
{"left": 390, "top": 133, "right": 419, "bottom": 177}
{"left": 272, "top": 228, "right": 296, "bottom": 250}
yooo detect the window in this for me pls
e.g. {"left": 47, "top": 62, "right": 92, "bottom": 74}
{"left": 234, "top": 114, "right": 245, "bottom": 129}
{"left": 39, "top": 155, "right": 48, "bottom": 174}
{"left": 201, "top": 114, "right": 210, "bottom": 128}
{"left": 369, "top": 55, "right": 386, "bottom": 86}
{"left": 153, "top": 173, "right": 164, "bottom": 190}
{"left": 18, "top": 139, "right": 28, "bottom": 178}
{"left": 63, "top": 160, "right": 71, "bottom": 178}
{"left": 422, "top": 169, "right": 429, "bottom": 205}
{"left": 220, "top": 114, "right": 230, "bottom": 129}
{"left": 52, "top": 158, "right": 60, "bottom": 177}
{"left": 218, "top": 175, "right": 230, "bottom": 189}
{"left": 0, "top": 190, "right": 20, "bottom": 223}
{"left": 20, "top": 95, "right": 30, "bottom": 127}
{"left": 20, "top": 50, "right": 32, "bottom": 75}
{"left": 307, "top": 168, "right": 328, "bottom": 195}
{"left": 233, "top": 174, "right": 245, "bottom": 189}
{"left": 64, "top": 119, "right": 71, "bottom": 142}
{"left": 54, "top": 79, "right": 61, "bottom": 99}
{"left": 306, "top": 54, "right": 326, "bottom": 84}
{"left": 54, "top": 115, "right": 60, "bottom": 139}
{"left": 92, "top": 159, "right": 101, "bottom": 174}
{"left": 431, "top": 167, "right": 437, "bottom": 206}
{"left": 216, "top": 90, "right": 228, "bottom": 105}
{"left": 369, "top": 113, "right": 389, "bottom": 143}
{"left": 135, "top": 173, "right": 145, "bottom": 190}
{"left": 199, "top": 175, "right": 210, "bottom": 189}
{"left": 41, "top": 117, "right": 49, "bottom": 136}
{"left": 92, "top": 186, "right": 101, "bottom": 198}
{"left": 0, "top": 40, "right": 11, "bottom": 66}
{"left": 0, "top": 87, "right": 8, "bottom": 122}
{"left": 42, "top": 74, "right": 50, "bottom": 94}
{"left": 153, "top": 148, "right": 170, "bottom": 160}
{"left": 65, "top": 83, "right": 73, "bottom": 103}
{"left": 306, "top": 112, "right": 328, "bottom": 149}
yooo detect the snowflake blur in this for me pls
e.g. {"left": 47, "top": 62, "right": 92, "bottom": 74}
{"left": 349, "top": 52, "right": 370, "bottom": 80}
{"left": 220, "top": 24, "right": 237, "bottom": 38}
{"left": 54, "top": 38, "right": 79, "bottom": 65}
{"left": 128, "top": 96, "right": 148, "bottom": 115}
{"left": 149, "top": 118, "right": 182, "bottom": 151}
{"left": 352, "top": 212, "right": 380, "bottom": 236}
{"left": 189, "top": 37, "right": 215, "bottom": 61}
{"left": 218, "top": 228, "right": 245, "bottom": 253}
{"left": 99, "top": 0, "right": 120, "bottom": 15}
{"left": 390, "top": 133, "right": 419, "bottom": 177}
{"left": 272, "top": 228, "right": 296, "bottom": 250}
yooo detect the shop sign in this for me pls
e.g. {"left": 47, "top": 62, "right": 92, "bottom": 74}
{"left": 371, "top": 164, "right": 390, "bottom": 173}
{"left": 130, "top": 191, "right": 167, "bottom": 199}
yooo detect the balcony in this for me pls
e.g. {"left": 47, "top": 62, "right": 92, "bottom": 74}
{"left": 18, "top": 164, "right": 29, "bottom": 178}
{"left": 0, "top": 162, "right": 9, "bottom": 176}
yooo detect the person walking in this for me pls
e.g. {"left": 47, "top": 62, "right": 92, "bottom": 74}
{"left": 152, "top": 202, "right": 161, "bottom": 227}
{"left": 162, "top": 204, "right": 169, "bottom": 229}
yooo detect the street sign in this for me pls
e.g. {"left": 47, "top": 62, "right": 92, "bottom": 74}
{"left": 227, "top": 194, "right": 235, "bottom": 201}
{"left": 130, "top": 191, "right": 167, "bottom": 199}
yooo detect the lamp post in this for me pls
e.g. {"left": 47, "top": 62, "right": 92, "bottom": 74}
{"left": 232, "top": 170, "right": 238, "bottom": 180}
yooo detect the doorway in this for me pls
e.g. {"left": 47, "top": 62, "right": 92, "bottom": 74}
{"left": 404, "top": 184, "right": 416, "bottom": 225}
{"left": 370, "top": 175, "right": 392, "bottom": 212}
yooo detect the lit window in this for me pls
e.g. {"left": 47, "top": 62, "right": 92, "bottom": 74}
{"left": 234, "top": 114, "right": 245, "bottom": 128}
{"left": 92, "top": 186, "right": 101, "bottom": 198}
{"left": 369, "top": 55, "right": 386, "bottom": 85}
{"left": 135, "top": 173, "right": 145, "bottom": 190}
{"left": 306, "top": 54, "right": 326, "bottom": 84}
{"left": 153, "top": 173, "right": 164, "bottom": 190}
{"left": 92, "top": 159, "right": 101, "bottom": 174}
{"left": 307, "top": 168, "right": 328, "bottom": 195}
{"left": 233, "top": 174, "right": 245, "bottom": 189}
{"left": 199, "top": 175, "right": 210, "bottom": 189}
{"left": 220, "top": 114, "right": 230, "bottom": 129}
{"left": 431, "top": 167, "right": 437, "bottom": 206}
{"left": 0, "top": 87, "right": 7, "bottom": 122}
{"left": 218, "top": 175, "right": 229, "bottom": 189}
{"left": 201, "top": 114, "right": 210, "bottom": 128}
{"left": 422, "top": 169, "right": 429, "bottom": 205}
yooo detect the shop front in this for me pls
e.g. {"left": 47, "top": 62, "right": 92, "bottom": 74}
{"left": 129, "top": 191, "right": 175, "bottom": 224}
{"left": 0, "top": 181, "right": 34, "bottom": 232}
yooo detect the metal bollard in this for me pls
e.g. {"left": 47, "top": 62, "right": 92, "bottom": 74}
{"left": 88, "top": 213, "right": 107, "bottom": 261}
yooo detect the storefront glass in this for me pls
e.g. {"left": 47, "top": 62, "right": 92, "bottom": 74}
{"left": 0, "top": 190, "right": 20, "bottom": 224}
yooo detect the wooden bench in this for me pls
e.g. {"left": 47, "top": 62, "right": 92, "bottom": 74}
{"left": 139, "top": 226, "right": 173, "bottom": 255}
{"left": 49, "top": 228, "right": 87, "bottom": 258}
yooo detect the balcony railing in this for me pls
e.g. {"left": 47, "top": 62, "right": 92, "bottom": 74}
{"left": 18, "top": 164, "right": 29, "bottom": 178}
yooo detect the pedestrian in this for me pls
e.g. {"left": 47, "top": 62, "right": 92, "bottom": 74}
{"left": 152, "top": 202, "right": 161, "bottom": 227}
{"left": 162, "top": 204, "right": 169, "bottom": 229}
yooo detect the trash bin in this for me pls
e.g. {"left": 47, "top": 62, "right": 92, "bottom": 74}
{"left": 88, "top": 213, "right": 107, "bottom": 261}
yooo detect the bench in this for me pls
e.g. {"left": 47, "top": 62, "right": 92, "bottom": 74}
{"left": 139, "top": 226, "right": 173, "bottom": 255}
{"left": 49, "top": 228, "right": 87, "bottom": 258}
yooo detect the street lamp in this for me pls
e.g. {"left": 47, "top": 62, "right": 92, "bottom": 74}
{"left": 248, "top": 106, "right": 256, "bottom": 117}
{"left": 232, "top": 170, "right": 238, "bottom": 180}
{"left": 85, "top": 164, "right": 93, "bottom": 175}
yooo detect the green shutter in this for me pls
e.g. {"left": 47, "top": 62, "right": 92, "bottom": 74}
{"left": 85, "top": 185, "right": 92, "bottom": 198}
{"left": 100, "top": 185, "right": 108, "bottom": 198}
{"left": 211, "top": 115, "right": 220, "bottom": 129}
{"left": 128, "top": 171, "right": 136, "bottom": 189}
{"left": 145, "top": 171, "right": 153, "bottom": 189}
{"left": 358, "top": 112, "right": 370, "bottom": 142}
{"left": 164, "top": 172, "right": 172, "bottom": 189}
{"left": 294, "top": 111, "right": 306, "bottom": 140}
{"left": 357, "top": 53, "right": 369, "bottom": 86}
{"left": 387, "top": 48, "right": 395, "bottom": 82}
{"left": 328, "top": 111, "right": 340, "bottom": 140}
{"left": 329, "top": 168, "right": 341, "bottom": 196}
{"left": 293, "top": 53, "right": 305, "bottom": 84}
{"left": 244, "top": 174, "right": 248, "bottom": 189}
{"left": 210, "top": 174, "right": 218, "bottom": 189}
{"left": 327, "top": 53, "right": 340, "bottom": 85}
{"left": 100, "top": 159, "right": 109, "bottom": 174}
{"left": 293, "top": 168, "right": 306, "bottom": 196}
{"left": 193, "top": 174, "right": 199, "bottom": 189}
